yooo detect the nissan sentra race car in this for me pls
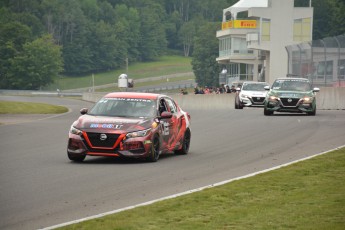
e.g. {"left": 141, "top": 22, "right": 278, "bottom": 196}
{"left": 235, "top": 81, "right": 270, "bottom": 109}
{"left": 67, "top": 92, "right": 191, "bottom": 162}
{"left": 264, "top": 78, "right": 320, "bottom": 116}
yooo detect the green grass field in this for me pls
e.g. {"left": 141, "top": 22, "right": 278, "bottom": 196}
{"left": 59, "top": 147, "right": 345, "bottom": 230}
{"left": 45, "top": 56, "right": 192, "bottom": 91}
{"left": 0, "top": 101, "right": 68, "bottom": 114}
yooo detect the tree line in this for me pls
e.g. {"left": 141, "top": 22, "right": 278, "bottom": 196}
{"left": 0, "top": 0, "right": 344, "bottom": 90}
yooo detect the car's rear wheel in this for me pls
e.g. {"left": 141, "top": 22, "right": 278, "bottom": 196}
{"left": 175, "top": 129, "right": 191, "bottom": 155}
{"left": 147, "top": 135, "right": 160, "bottom": 162}
{"left": 67, "top": 153, "right": 86, "bottom": 162}
{"left": 264, "top": 107, "right": 273, "bottom": 116}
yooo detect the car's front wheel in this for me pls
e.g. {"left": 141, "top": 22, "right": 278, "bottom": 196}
{"left": 175, "top": 129, "right": 191, "bottom": 155}
{"left": 147, "top": 135, "right": 160, "bottom": 162}
{"left": 307, "top": 107, "right": 316, "bottom": 116}
{"left": 264, "top": 107, "right": 273, "bottom": 116}
{"left": 67, "top": 153, "right": 86, "bottom": 162}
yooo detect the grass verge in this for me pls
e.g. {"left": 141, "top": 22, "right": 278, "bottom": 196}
{"left": 45, "top": 56, "right": 192, "bottom": 91}
{"left": 59, "top": 147, "right": 345, "bottom": 230}
{"left": 96, "top": 75, "right": 194, "bottom": 92}
{"left": 0, "top": 101, "right": 68, "bottom": 114}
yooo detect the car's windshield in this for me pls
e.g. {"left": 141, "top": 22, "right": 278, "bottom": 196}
{"left": 242, "top": 83, "right": 269, "bottom": 91}
{"left": 89, "top": 98, "right": 157, "bottom": 118}
{"left": 272, "top": 79, "right": 311, "bottom": 91}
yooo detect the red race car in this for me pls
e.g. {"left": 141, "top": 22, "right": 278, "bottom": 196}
{"left": 67, "top": 92, "right": 191, "bottom": 162}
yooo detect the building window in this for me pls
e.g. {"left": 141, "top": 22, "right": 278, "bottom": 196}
{"left": 261, "top": 18, "right": 270, "bottom": 41}
{"left": 294, "top": 18, "right": 311, "bottom": 42}
{"left": 219, "top": 36, "right": 231, "bottom": 57}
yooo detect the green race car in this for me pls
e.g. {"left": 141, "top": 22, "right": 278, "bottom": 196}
{"left": 264, "top": 78, "right": 320, "bottom": 116}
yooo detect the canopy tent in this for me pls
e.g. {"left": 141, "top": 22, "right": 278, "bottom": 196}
{"left": 224, "top": 0, "right": 268, "bottom": 19}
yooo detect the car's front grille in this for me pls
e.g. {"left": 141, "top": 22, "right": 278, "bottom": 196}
{"left": 280, "top": 98, "right": 300, "bottom": 106}
{"left": 85, "top": 132, "right": 120, "bottom": 148}
{"left": 252, "top": 97, "right": 265, "bottom": 103}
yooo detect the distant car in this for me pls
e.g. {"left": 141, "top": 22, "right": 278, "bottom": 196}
{"left": 235, "top": 81, "right": 270, "bottom": 109}
{"left": 67, "top": 92, "right": 191, "bottom": 162}
{"left": 263, "top": 78, "right": 320, "bottom": 116}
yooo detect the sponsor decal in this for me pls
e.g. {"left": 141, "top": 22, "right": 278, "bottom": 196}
{"left": 162, "top": 121, "right": 170, "bottom": 136}
{"left": 102, "top": 98, "right": 152, "bottom": 102}
{"left": 90, "top": 124, "right": 124, "bottom": 129}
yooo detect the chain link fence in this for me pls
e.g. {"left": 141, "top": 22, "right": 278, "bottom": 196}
{"left": 286, "top": 34, "right": 345, "bottom": 87}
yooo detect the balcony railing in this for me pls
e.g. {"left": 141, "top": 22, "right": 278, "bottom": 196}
{"left": 219, "top": 49, "right": 254, "bottom": 58}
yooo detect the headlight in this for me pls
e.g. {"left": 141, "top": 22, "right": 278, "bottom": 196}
{"left": 240, "top": 94, "right": 250, "bottom": 99}
{"left": 303, "top": 96, "right": 314, "bottom": 103}
{"left": 126, "top": 128, "right": 151, "bottom": 138}
{"left": 268, "top": 95, "right": 278, "bottom": 101}
{"left": 70, "top": 126, "right": 82, "bottom": 135}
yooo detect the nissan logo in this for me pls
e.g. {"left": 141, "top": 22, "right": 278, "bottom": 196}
{"left": 100, "top": 134, "right": 107, "bottom": 141}
{"left": 287, "top": 98, "right": 292, "bottom": 103}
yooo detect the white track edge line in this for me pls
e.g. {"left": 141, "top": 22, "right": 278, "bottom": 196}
{"left": 40, "top": 145, "right": 345, "bottom": 230}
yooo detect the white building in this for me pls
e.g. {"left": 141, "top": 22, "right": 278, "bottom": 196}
{"left": 217, "top": 0, "right": 313, "bottom": 85}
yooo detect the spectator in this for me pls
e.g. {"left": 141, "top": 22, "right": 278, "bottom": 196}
{"left": 180, "top": 89, "right": 188, "bottom": 95}
{"left": 225, "top": 85, "right": 231, "bottom": 93}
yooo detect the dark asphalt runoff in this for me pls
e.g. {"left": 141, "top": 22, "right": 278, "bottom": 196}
{"left": 0, "top": 96, "right": 344, "bottom": 230}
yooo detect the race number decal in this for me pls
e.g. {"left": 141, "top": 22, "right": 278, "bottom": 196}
{"left": 162, "top": 121, "right": 169, "bottom": 136}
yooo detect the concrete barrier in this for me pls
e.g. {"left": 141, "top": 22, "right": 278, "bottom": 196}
{"left": 316, "top": 87, "right": 345, "bottom": 110}
{"left": 82, "top": 87, "right": 345, "bottom": 110}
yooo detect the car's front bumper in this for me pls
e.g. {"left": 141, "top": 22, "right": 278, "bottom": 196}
{"left": 240, "top": 97, "right": 265, "bottom": 107}
{"left": 265, "top": 98, "right": 315, "bottom": 113}
{"left": 67, "top": 133, "right": 153, "bottom": 159}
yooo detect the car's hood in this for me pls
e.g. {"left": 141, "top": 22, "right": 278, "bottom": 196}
{"left": 73, "top": 115, "right": 154, "bottom": 133}
{"left": 269, "top": 90, "right": 314, "bottom": 98}
{"left": 241, "top": 90, "right": 267, "bottom": 97}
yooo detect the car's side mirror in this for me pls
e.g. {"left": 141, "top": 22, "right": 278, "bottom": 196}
{"left": 159, "top": 111, "right": 173, "bottom": 119}
{"left": 313, "top": 87, "right": 320, "bottom": 92}
{"left": 264, "top": 85, "right": 270, "bottom": 90}
{"left": 80, "top": 108, "right": 88, "bottom": 115}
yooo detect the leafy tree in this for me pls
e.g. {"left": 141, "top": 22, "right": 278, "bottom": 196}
{"left": 192, "top": 22, "right": 221, "bottom": 87}
{"left": 138, "top": 2, "right": 167, "bottom": 61}
{"left": 178, "top": 20, "right": 196, "bottom": 57}
{"left": 89, "top": 20, "right": 123, "bottom": 71}
{"left": 114, "top": 4, "right": 141, "bottom": 63}
{"left": 7, "top": 34, "right": 63, "bottom": 89}
{"left": 0, "top": 18, "right": 32, "bottom": 88}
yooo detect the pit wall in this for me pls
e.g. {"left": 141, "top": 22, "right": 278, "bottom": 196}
{"left": 82, "top": 87, "right": 345, "bottom": 110}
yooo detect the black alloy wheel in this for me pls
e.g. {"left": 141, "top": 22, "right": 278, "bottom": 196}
{"left": 147, "top": 135, "right": 160, "bottom": 162}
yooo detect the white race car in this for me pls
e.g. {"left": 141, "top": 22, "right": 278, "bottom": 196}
{"left": 235, "top": 81, "right": 270, "bottom": 109}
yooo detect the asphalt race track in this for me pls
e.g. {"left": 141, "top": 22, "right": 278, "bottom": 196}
{"left": 0, "top": 96, "right": 344, "bottom": 230}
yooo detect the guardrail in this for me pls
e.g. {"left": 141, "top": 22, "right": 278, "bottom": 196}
{"left": 82, "top": 87, "right": 345, "bottom": 110}
{"left": 0, "top": 90, "right": 82, "bottom": 97}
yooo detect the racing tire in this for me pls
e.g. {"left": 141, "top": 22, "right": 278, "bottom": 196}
{"left": 235, "top": 100, "right": 239, "bottom": 109}
{"left": 307, "top": 107, "right": 316, "bottom": 116}
{"left": 264, "top": 107, "right": 273, "bottom": 116}
{"left": 175, "top": 129, "right": 191, "bottom": 155}
{"left": 68, "top": 153, "right": 86, "bottom": 162}
{"left": 147, "top": 135, "right": 160, "bottom": 162}
{"left": 235, "top": 96, "right": 240, "bottom": 109}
